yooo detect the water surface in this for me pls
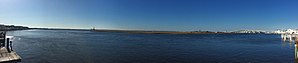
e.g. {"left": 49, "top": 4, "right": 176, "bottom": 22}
{"left": 7, "top": 30, "right": 294, "bottom": 63}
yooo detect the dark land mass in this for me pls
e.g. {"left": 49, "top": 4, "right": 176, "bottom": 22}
{"left": 0, "top": 25, "right": 29, "bottom": 31}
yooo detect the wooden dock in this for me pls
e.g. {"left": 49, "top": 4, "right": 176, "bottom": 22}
{"left": 0, "top": 47, "right": 21, "bottom": 62}
{"left": 0, "top": 31, "right": 21, "bottom": 62}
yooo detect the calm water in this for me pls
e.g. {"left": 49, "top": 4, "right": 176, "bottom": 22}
{"left": 6, "top": 30, "right": 294, "bottom": 63}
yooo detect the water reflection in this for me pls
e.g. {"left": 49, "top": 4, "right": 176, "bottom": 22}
{"left": 281, "top": 34, "right": 295, "bottom": 48}
{"left": 296, "top": 42, "right": 298, "bottom": 63}
{"left": 282, "top": 41, "right": 294, "bottom": 48}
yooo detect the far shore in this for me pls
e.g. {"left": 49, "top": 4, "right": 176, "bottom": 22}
{"left": 0, "top": 24, "right": 273, "bottom": 35}
{"left": 28, "top": 28, "right": 275, "bottom": 34}
{"left": 91, "top": 29, "right": 261, "bottom": 34}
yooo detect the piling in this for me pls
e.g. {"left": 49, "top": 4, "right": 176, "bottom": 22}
{"left": 6, "top": 38, "right": 10, "bottom": 53}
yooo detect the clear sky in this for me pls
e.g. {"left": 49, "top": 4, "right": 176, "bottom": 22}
{"left": 0, "top": 0, "right": 298, "bottom": 31}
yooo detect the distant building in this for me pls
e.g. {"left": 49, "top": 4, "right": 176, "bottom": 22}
{"left": 232, "top": 30, "right": 267, "bottom": 34}
{"left": 273, "top": 29, "right": 298, "bottom": 34}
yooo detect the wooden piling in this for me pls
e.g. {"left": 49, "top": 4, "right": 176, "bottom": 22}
{"left": 6, "top": 38, "right": 10, "bottom": 53}
{"left": 2, "top": 32, "right": 5, "bottom": 47}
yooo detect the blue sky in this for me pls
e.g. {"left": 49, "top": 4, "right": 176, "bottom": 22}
{"left": 0, "top": 0, "right": 298, "bottom": 31}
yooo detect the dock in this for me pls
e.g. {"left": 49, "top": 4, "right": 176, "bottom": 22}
{"left": 284, "top": 34, "right": 298, "bottom": 63}
{"left": 280, "top": 34, "right": 298, "bottom": 63}
{"left": 0, "top": 47, "right": 21, "bottom": 62}
{"left": 0, "top": 32, "right": 21, "bottom": 62}
{"left": 281, "top": 34, "right": 298, "bottom": 41}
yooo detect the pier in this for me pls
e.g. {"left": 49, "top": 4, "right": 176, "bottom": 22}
{"left": 283, "top": 34, "right": 298, "bottom": 63}
{"left": 281, "top": 34, "right": 298, "bottom": 42}
{"left": 0, "top": 32, "right": 21, "bottom": 62}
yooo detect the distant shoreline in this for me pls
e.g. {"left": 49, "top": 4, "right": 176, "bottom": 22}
{"left": 29, "top": 28, "right": 274, "bottom": 34}
{"left": 30, "top": 28, "right": 225, "bottom": 34}
{"left": 90, "top": 29, "right": 274, "bottom": 34}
